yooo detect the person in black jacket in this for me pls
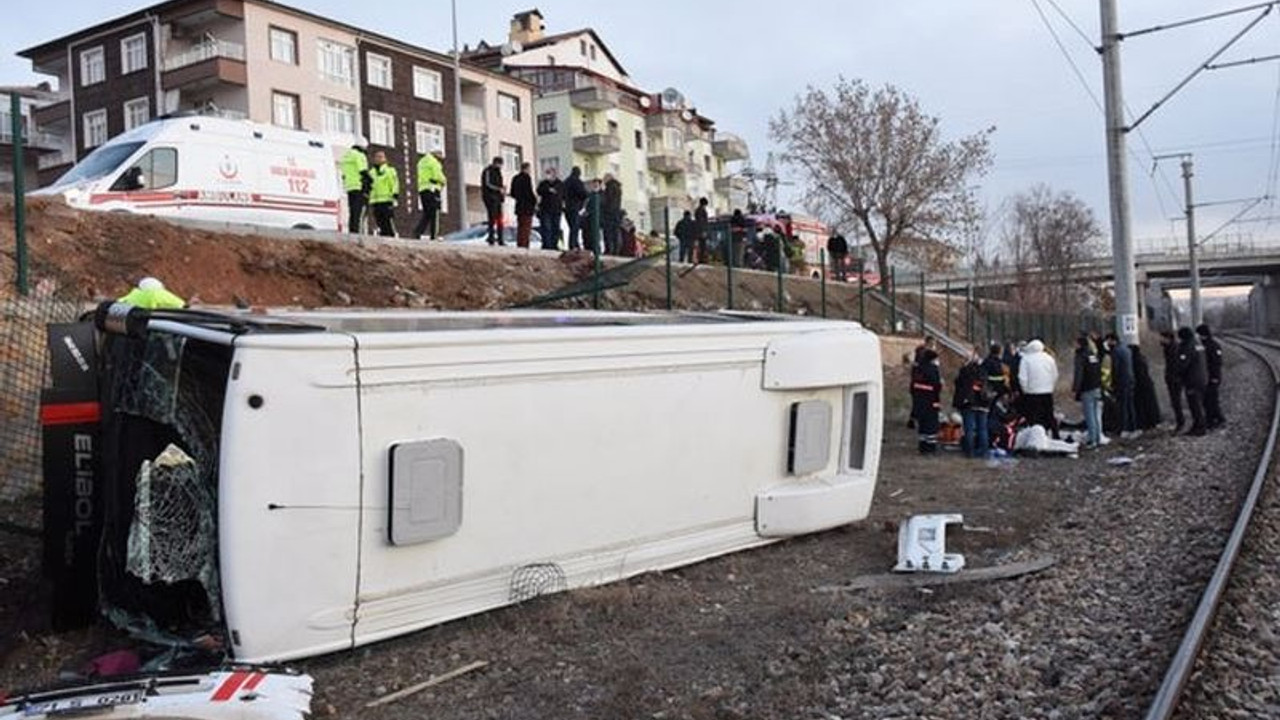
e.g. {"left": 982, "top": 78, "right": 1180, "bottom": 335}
{"left": 827, "top": 234, "right": 850, "bottom": 281}
{"left": 1132, "top": 344, "right": 1162, "bottom": 431}
{"left": 1072, "top": 334, "right": 1103, "bottom": 448}
{"left": 953, "top": 353, "right": 990, "bottom": 458}
{"left": 1160, "top": 331, "right": 1184, "bottom": 431}
{"left": 674, "top": 210, "right": 696, "bottom": 262}
{"left": 536, "top": 166, "right": 563, "bottom": 251}
{"left": 1176, "top": 327, "right": 1208, "bottom": 436}
{"left": 912, "top": 349, "right": 943, "bottom": 454}
{"left": 1196, "top": 324, "right": 1226, "bottom": 429}
{"left": 601, "top": 174, "right": 623, "bottom": 255}
{"left": 694, "top": 198, "right": 710, "bottom": 263}
{"left": 562, "top": 167, "right": 588, "bottom": 250}
{"left": 509, "top": 162, "right": 538, "bottom": 249}
{"left": 482, "top": 157, "right": 505, "bottom": 245}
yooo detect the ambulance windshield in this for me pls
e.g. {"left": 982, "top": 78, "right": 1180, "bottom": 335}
{"left": 52, "top": 141, "right": 145, "bottom": 188}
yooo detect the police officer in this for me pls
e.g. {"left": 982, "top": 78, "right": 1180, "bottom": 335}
{"left": 340, "top": 138, "right": 371, "bottom": 234}
{"left": 1175, "top": 327, "right": 1208, "bottom": 436}
{"left": 412, "top": 149, "right": 446, "bottom": 240}
{"left": 367, "top": 149, "right": 400, "bottom": 238}
{"left": 1196, "top": 324, "right": 1226, "bottom": 429}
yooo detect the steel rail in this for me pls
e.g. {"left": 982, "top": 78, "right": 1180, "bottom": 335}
{"left": 1144, "top": 334, "right": 1280, "bottom": 719}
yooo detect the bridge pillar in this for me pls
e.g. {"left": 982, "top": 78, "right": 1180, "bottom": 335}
{"left": 1145, "top": 281, "right": 1174, "bottom": 333}
{"left": 1249, "top": 276, "right": 1280, "bottom": 336}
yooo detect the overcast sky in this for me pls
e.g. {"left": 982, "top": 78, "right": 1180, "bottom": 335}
{"left": 4, "top": 1, "right": 1280, "bottom": 254}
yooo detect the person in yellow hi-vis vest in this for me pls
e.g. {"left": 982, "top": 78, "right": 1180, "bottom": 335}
{"left": 413, "top": 150, "right": 447, "bottom": 240}
{"left": 119, "top": 277, "right": 186, "bottom": 309}
{"left": 339, "top": 138, "right": 370, "bottom": 234}
{"left": 367, "top": 149, "right": 400, "bottom": 237}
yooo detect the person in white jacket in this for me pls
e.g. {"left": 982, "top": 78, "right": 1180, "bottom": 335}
{"left": 1018, "top": 339, "right": 1060, "bottom": 438}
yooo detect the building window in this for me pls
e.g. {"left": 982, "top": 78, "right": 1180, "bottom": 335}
{"left": 663, "top": 128, "right": 684, "bottom": 152}
{"left": 536, "top": 112, "right": 557, "bottom": 135}
{"left": 607, "top": 120, "right": 618, "bottom": 137}
{"left": 368, "top": 110, "right": 395, "bottom": 146}
{"left": 548, "top": 55, "right": 556, "bottom": 66}
{"left": 413, "top": 66, "right": 443, "bottom": 102}
{"left": 579, "top": 39, "right": 587, "bottom": 56}
{"left": 634, "top": 130, "right": 643, "bottom": 149}
{"left": 317, "top": 39, "right": 355, "bottom": 86}
{"left": 540, "top": 156, "right": 560, "bottom": 175}
{"left": 636, "top": 171, "right": 646, "bottom": 195}
{"left": 321, "top": 97, "right": 357, "bottom": 136}
{"left": 272, "top": 91, "right": 300, "bottom": 129}
{"left": 590, "top": 45, "right": 598, "bottom": 61}
{"left": 497, "top": 93, "right": 521, "bottom": 122}
{"left": 366, "top": 53, "right": 393, "bottom": 90}
{"left": 80, "top": 46, "right": 105, "bottom": 86}
{"left": 269, "top": 26, "right": 298, "bottom": 65}
{"left": 704, "top": 155, "right": 712, "bottom": 172}
{"left": 415, "top": 121, "right": 445, "bottom": 155}
{"left": 121, "top": 34, "right": 148, "bottom": 74}
{"left": 500, "top": 142, "right": 522, "bottom": 170}
{"left": 123, "top": 97, "right": 150, "bottom": 131}
{"left": 82, "top": 109, "right": 107, "bottom": 148}
{"left": 462, "top": 132, "right": 486, "bottom": 165}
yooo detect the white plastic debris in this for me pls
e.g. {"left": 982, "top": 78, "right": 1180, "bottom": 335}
{"left": 893, "top": 514, "right": 966, "bottom": 574}
{"left": 1, "top": 669, "right": 313, "bottom": 720}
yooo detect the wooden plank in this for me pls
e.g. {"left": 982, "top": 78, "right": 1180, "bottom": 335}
{"left": 812, "top": 556, "right": 1057, "bottom": 594}
{"left": 364, "top": 660, "right": 489, "bottom": 709}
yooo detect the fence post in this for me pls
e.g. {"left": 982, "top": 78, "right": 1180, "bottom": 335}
{"left": 858, "top": 265, "right": 865, "bottom": 325}
{"left": 919, "top": 272, "right": 926, "bottom": 335}
{"left": 12, "top": 93, "right": 27, "bottom": 296}
{"left": 820, "top": 249, "right": 828, "bottom": 318}
{"left": 775, "top": 236, "right": 784, "bottom": 313}
{"left": 589, "top": 193, "right": 601, "bottom": 309}
{"left": 999, "top": 312, "right": 1007, "bottom": 344}
{"left": 664, "top": 207, "right": 673, "bottom": 311}
{"left": 889, "top": 266, "right": 897, "bottom": 333}
{"left": 725, "top": 227, "right": 734, "bottom": 310}
{"left": 967, "top": 286, "right": 974, "bottom": 341}
{"left": 945, "top": 280, "right": 951, "bottom": 337}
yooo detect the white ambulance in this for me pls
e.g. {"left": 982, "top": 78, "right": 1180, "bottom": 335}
{"left": 34, "top": 116, "right": 343, "bottom": 231}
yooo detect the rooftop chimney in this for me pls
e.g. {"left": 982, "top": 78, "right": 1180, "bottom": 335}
{"left": 510, "top": 9, "right": 545, "bottom": 45}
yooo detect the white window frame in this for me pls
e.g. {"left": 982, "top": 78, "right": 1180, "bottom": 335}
{"left": 269, "top": 26, "right": 298, "bottom": 65}
{"left": 123, "top": 96, "right": 150, "bottom": 131}
{"left": 120, "top": 33, "right": 148, "bottom": 74}
{"left": 79, "top": 46, "right": 105, "bottom": 87}
{"left": 412, "top": 66, "right": 443, "bottom": 102}
{"left": 82, "top": 108, "right": 107, "bottom": 148}
{"left": 316, "top": 39, "right": 355, "bottom": 87}
{"left": 500, "top": 142, "right": 523, "bottom": 171}
{"left": 540, "top": 156, "right": 561, "bottom": 175}
{"left": 536, "top": 112, "right": 557, "bottom": 135}
{"left": 271, "top": 91, "right": 300, "bottom": 129}
{"left": 415, "top": 121, "right": 445, "bottom": 155}
{"left": 368, "top": 110, "right": 395, "bottom": 146}
{"left": 462, "top": 132, "right": 487, "bottom": 166}
{"left": 497, "top": 92, "right": 521, "bottom": 122}
{"left": 366, "top": 53, "right": 393, "bottom": 90}
{"left": 321, "top": 97, "right": 357, "bottom": 136}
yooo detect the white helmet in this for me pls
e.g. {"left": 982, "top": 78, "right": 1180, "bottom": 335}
{"left": 353, "top": 136, "right": 369, "bottom": 149}
{"left": 139, "top": 277, "right": 164, "bottom": 291}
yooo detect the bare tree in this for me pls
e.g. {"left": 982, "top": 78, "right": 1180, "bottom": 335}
{"left": 770, "top": 77, "right": 994, "bottom": 282}
{"left": 1000, "top": 184, "right": 1102, "bottom": 309}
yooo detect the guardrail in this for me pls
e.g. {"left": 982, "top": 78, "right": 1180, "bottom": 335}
{"left": 162, "top": 40, "right": 246, "bottom": 72}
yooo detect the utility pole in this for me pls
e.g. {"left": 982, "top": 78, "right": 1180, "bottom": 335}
{"left": 1180, "top": 157, "right": 1203, "bottom": 327}
{"left": 451, "top": 0, "right": 466, "bottom": 230}
{"left": 1099, "top": 0, "right": 1141, "bottom": 345}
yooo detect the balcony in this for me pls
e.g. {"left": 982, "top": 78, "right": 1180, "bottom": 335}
{"left": 715, "top": 176, "right": 749, "bottom": 194}
{"left": 573, "top": 133, "right": 621, "bottom": 155}
{"left": 162, "top": 41, "right": 247, "bottom": 90}
{"left": 713, "top": 133, "right": 749, "bottom": 161}
{"left": 646, "top": 111, "right": 684, "bottom": 130}
{"left": 0, "top": 127, "right": 66, "bottom": 152}
{"left": 648, "top": 152, "right": 688, "bottom": 175}
{"left": 32, "top": 99, "right": 70, "bottom": 128}
{"left": 570, "top": 85, "right": 620, "bottom": 111}
{"left": 163, "top": 0, "right": 244, "bottom": 30}
{"left": 38, "top": 150, "right": 73, "bottom": 171}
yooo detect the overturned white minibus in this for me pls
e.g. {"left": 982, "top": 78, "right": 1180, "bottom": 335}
{"left": 43, "top": 308, "right": 882, "bottom": 662}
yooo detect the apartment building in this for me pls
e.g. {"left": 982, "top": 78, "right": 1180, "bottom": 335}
{"left": 0, "top": 84, "right": 64, "bottom": 192}
{"left": 17, "top": 0, "right": 534, "bottom": 236}
{"left": 466, "top": 9, "right": 751, "bottom": 233}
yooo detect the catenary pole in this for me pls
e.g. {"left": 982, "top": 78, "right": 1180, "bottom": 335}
{"left": 451, "top": 0, "right": 465, "bottom": 230}
{"left": 1100, "top": 0, "right": 1141, "bottom": 345}
{"left": 12, "top": 93, "right": 27, "bottom": 296}
{"left": 1181, "top": 157, "right": 1203, "bottom": 327}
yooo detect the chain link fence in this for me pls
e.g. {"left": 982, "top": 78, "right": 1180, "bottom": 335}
{"left": 0, "top": 295, "right": 84, "bottom": 501}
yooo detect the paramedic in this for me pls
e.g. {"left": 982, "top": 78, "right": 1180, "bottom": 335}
{"left": 1105, "top": 333, "right": 1137, "bottom": 439}
{"left": 340, "top": 139, "right": 371, "bottom": 234}
{"left": 1196, "top": 324, "right": 1226, "bottom": 429}
{"left": 119, "top": 277, "right": 186, "bottom": 310}
{"left": 907, "top": 336, "right": 938, "bottom": 429}
{"left": 1072, "top": 334, "right": 1103, "bottom": 448}
{"left": 912, "top": 349, "right": 943, "bottom": 454}
{"left": 368, "top": 150, "right": 400, "bottom": 237}
{"left": 1175, "top": 327, "right": 1208, "bottom": 436}
{"left": 982, "top": 342, "right": 1008, "bottom": 398}
{"left": 1160, "top": 331, "right": 1185, "bottom": 431}
{"left": 1018, "top": 339, "right": 1060, "bottom": 438}
{"left": 412, "top": 149, "right": 447, "bottom": 240}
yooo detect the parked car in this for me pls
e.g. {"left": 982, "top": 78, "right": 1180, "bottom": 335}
{"left": 443, "top": 223, "right": 542, "bottom": 247}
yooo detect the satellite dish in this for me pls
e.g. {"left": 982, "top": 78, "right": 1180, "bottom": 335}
{"left": 638, "top": 95, "right": 652, "bottom": 109}
{"left": 680, "top": 109, "right": 694, "bottom": 122}
{"left": 660, "top": 87, "right": 684, "bottom": 110}
{"left": 500, "top": 42, "right": 522, "bottom": 56}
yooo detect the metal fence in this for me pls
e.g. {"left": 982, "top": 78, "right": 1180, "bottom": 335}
{"left": 0, "top": 295, "right": 83, "bottom": 500}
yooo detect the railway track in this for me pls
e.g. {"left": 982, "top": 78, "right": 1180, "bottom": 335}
{"left": 1145, "top": 334, "right": 1280, "bottom": 719}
